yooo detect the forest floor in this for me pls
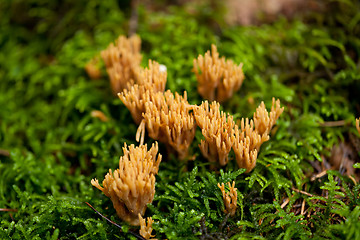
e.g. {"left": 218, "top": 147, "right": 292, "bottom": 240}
{"left": 1, "top": 1, "right": 360, "bottom": 239}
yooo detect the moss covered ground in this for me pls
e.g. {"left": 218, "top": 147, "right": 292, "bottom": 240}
{"left": 1, "top": 1, "right": 360, "bottom": 239}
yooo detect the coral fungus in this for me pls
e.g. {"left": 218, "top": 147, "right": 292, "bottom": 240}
{"left": 101, "top": 35, "right": 142, "bottom": 94}
{"left": 136, "top": 59, "right": 167, "bottom": 92}
{"left": 232, "top": 98, "right": 284, "bottom": 172}
{"left": 138, "top": 214, "right": 154, "bottom": 240}
{"left": 193, "top": 44, "right": 244, "bottom": 103}
{"left": 91, "top": 142, "right": 162, "bottom": 225}
{"left": 218, "top": 181, "right": 238, "bottom": 216}
{"left": 118, "top": 84, "right": 153, "bottom": 125}
{"left": 141, "top": 90, "right": 196, "bottom": 160}
{"left": 194, "top": 101, "right": 235, "bottom": 166}
{"left": 118, "top": 59, "right": 167, "bottom": 125}
{"left": 194, "top": 98, "right": 283, "bottom": 172}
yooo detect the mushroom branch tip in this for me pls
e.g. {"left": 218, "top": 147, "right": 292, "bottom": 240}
{"left": 233, "top": 97, "right": 284, "bottom": 172}
{"left": 118, "top": 60, "right": 168, "bottom": 125}
{"left": 136, "top": 59, "right": 167, "bottom": 93}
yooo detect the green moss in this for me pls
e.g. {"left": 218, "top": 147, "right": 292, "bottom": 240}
{"left": 1, "top": 0, "right": 360, "bottom": 239}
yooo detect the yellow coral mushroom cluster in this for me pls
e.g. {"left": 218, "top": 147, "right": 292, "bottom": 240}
{"left": 195, "top": 98, "right": 283, "bottom": 172}
{"left": 101, "top": 35, "right": 142, "bottom": 94}
{"left": 102, "top": 36, "right": 194, "bottom": 160}
{"left": 138, "top": 214, "right": 154, "bottom": 240}
{"left": 102, "top": 36, "right": 283, "bottom": 168}
{"left": 193, "top": 44, "right": 245, "bottom": 103}
{"left": 117, "top": 59, "right": 167, "bottom": 125}
{"left": 194, "top": 101, "right": 235, "bottom": 166}
{"left": 119, "top": 84, "right": 195, "bottom": 160}
{"left": 91, "top": 142, "right": 161, "bottom": 226}
{"left": 356, "top": 118, "right": 360, "bottom": 135}
{"left": 233, "top": 98, "right": 284, "bottom": 172}
{"left": 142, "top": 90, "right": 196, "bottom": 160}
{"left": 92, "top": 35, "right": 285, "bottom": 234}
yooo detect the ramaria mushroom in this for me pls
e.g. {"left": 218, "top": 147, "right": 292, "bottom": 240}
{"left": 118, "top": 59, "right": 167, "bottom": 125}
{"left": 232, "top": 119, "right": 263, "bottom": 172}
{"left": 118, "top": 84, "right": 153, "bottom": 125}
{"left": 138, "top": 214, "right": 154, "bottom": 240}
{"left": 356, "top": 118, "right": 360, "bottom": 135}
{"left": 253, "top": 98, "right": 284, "bottom": 136}
{"left": 101, "top": 35, "right": 142, "bottom": 94}
{"left": 218, "top": 181, "right": 238, "bottom": 216}
{"left": 141, "top": 90, "right": 196, "bottom": 160}
{"left": 91, "top": 142, "right": 161, "bottom": 226}
{"left": 195, "top": 98, "right": 283, "bottom": 172}
{"left": 232, "top": 98, "right": 284, "bottom": 172}
{"left": 193, "top": 44, "right": 244, "bottom": 103}
{"left": 194, "top": 100, "right": 235, "bottom": 166}
{"left": 135, "top": 59, "right": 167, "bottom": 93}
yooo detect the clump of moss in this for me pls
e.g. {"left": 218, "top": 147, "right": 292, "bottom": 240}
{"left": 1, "top": 0, "right": 360, "bottom": 239}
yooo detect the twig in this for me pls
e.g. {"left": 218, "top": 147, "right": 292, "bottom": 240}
{"left": 301, "top": 199, "right": 306, "bottom": 215}
{"left": 291, "top": 188, "right": 314, "bottom": 197}
{"left": 310, "top": 170, "right": 328, "bottom": 181}
{"left": 0, "top": 149, "right": 10, "bottom": 157}
{"left": 85, "top": 202, "right": 146, "bottom": 240}
{"left": 348, "top": 175, "right": 357, "bottom": 185}
{"left": 0, "top": 208, "right": 18, "bottom": 212}
{"left": 280, "top": 198, "right": 290, "bottom": 209}
{"left": 128, "top": 0, "right": 139, "bottom": 36}
{"left": 320, "top": 120, "right": 347, "bottom": 127}
{"left": 219, "top": 213, "right": 230, "bottom": 231}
